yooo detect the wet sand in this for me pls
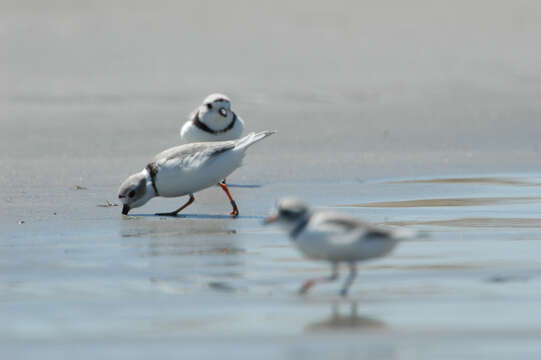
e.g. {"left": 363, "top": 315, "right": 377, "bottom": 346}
{"left": 3, "top": 1, "right": 541, "bottom": 359}
{"left": 345, "top": 196, "right": 541, "bottom": 207}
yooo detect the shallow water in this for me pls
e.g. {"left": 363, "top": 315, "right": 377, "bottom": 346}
{"left": 3, "top": 1, "right": 541, "bottom": 359}
{"left": 4, "top": 176, "right": 541, "bottom": 359}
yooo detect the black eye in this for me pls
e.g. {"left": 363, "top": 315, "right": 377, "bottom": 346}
{"left": 206, "top": 103, "right": 212, "bottom": 110}
{"left": 128, "top": 190, "right": 136, "bottom": 198}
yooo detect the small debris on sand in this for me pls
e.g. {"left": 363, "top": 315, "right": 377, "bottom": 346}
{"left": 97, "top": 200, "right": 119, "bottom": 208}
{"left": 74, "top": 185, "right": 87, "bottom": 190}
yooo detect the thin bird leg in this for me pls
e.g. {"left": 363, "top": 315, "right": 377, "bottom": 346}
{"left": 155, "top": 194, "right": 195, "bottom": 216}
{"left": 299, "top": 263, "right": 339, "bottom": 295}
{"left": 218, "top": 182, "right": 239, "bottom": 217}
{"left": 339, "top": 263, "right": 357, "bottom": 297}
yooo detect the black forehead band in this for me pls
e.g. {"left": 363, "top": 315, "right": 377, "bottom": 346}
{"left": 279, "top": 208, "right": 302, "bottom": 218}
{"left": 212, "top": 98, "right": 229, "bottom": 103}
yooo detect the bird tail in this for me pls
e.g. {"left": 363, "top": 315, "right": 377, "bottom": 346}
{"left": 390, "top": 227, "right": 419, "bottom": 240}
{"left": 234, "top": 130, "right": 276, "bottom": 151}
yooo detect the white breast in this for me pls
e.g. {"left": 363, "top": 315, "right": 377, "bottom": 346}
{"left": 180, "top": 117, "right": 245, "bottom": 144}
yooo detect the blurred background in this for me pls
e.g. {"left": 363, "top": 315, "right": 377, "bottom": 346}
{"left": 2, "top": 0, "right": 541, "bottom": 185}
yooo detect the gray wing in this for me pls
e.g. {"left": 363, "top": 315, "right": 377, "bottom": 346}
{"left": 153, "top": 141, "right": 236, "bottom": 163}
{"left": 319, "top": 214, "right": 396, "bottom": 239}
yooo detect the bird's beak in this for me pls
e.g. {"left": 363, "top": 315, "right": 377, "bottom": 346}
{"left": 122, "top": 204, "right": 130, "bottom": 215}
{"left": 218, "top": 107, "right": 227, "bottom": 117}
{"left": 263, "top": 214, "right": 277, "bottom": 225}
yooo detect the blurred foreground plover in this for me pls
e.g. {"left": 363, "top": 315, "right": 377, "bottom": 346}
{"left": 118, "top": 131, "right": 275, "bottom": 216}
{"left": 264, "top": 198, "right": 415, "bottom": 296}
{"left": 180, "top": 93, "right": 245, "bottom": 144}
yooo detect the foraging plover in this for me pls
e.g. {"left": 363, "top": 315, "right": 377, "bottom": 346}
{"left": 118, "top": 131, "right": 275, "bottom": 216}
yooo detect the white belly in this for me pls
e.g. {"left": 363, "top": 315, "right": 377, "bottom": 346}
{"left": 155, "top": 151, "right": 242, "bottom": 197}
{"left": 295, "top": 230, "right": 398, "bottom": 263}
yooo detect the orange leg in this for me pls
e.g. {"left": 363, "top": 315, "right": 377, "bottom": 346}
{"left": 218, "top": 182, "right": 239, "bottom": 217}
{"left": 299, "top": 263, "right": 339, "bottom": 295}
{"left": 155, "top": 194, "right": 194, "bottom": 216}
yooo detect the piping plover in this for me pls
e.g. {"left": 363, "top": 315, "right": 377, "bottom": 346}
{"left": 180, "top": 93, "right": 245, "bottom": 144}
{"left": 118, "top": 131, "right": 275, "bottom": 216}
{"left": 264, "top": 198, "right": 415, "bottom": 296}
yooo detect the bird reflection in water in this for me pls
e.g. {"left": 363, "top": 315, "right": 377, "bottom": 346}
{"left": 305, "top": 302, "right": 387, "bottom": 333}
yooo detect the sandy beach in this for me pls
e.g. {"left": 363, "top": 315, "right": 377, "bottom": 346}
{"left": 2, "top": 1, "right": 541, "bottom": 359}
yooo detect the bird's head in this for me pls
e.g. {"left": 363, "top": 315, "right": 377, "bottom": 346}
{"left": 264, "top": 197, "right": 311, "bottom": 232}
{"left": 118, "top": 170, "right": 154, "bottom": 215}
{"left": 196, "top": 93, "right": 234, "bottom": 130}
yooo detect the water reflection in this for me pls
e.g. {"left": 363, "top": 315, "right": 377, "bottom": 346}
{"left": 344, "top": 196, "right": 541, "bottom": 208}
{"left": 120, "top": 216, "right": 238, "bottom": 240}
{"left": 305, "top": 302, "right": 387, "bottom": 333}
{"left": 389, "top": 217, "right": 541, "bottom": 228}
{"left": 387, "top": 176, "right": 541, "bottom": 186}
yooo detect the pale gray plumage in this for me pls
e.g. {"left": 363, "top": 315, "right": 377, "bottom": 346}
{"left": 153, "top": 141, "right": 235, "bottom": 164}
{"left": 264, "top": 198, "right": 415, "bottom": 296}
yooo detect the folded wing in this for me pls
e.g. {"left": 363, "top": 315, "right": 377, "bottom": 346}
{"left": 153, "top": 141, "right": 236, "bottom": 169}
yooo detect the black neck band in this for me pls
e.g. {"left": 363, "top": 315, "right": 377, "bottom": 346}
{"left": 145, "top": 163, "right": 159, "bottom": 196}
{"left": 193, "top": 111, "right": 237, "bottom": 135}
{"left": 290, "top": 217, "right": 310, "bottom": 239}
